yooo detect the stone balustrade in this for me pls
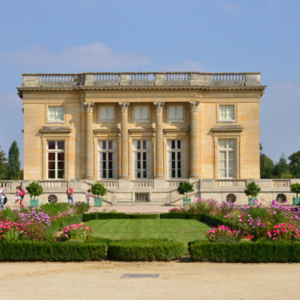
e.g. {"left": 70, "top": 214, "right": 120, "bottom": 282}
{"left": 21, "top": 72, "right": 262, "bottom": 88}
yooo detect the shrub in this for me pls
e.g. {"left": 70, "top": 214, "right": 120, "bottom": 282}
{"left": 169, "top": 208, "right": 182, "bottom": 213}
{"left": 160, "top": 213, "right": 203, "bottom": 221}
{"left": 0, "top": 241, "right": 107, "bottom": 261}
{"left": 74, "top": 201, "right": 90, "bottom": 214}
{"left": 108, "top": 238, "right": 185, "bottom": 261}
{"left": 267, "top": 223, "right": 300, "bottom": 241}
{"left": 206, "top": 225, "right": 241, "bottom": 243}
{"left": 291, "top": 183, "right": 300, "bottom": 197}
{"left": 0, "top": 221, "right": 26, "bottom": 241}
{"left": 97, "top": 213, "right": 129, "bottom": 219}
{"left": 60, "top": 224, "right": 93, "bottom": 242}
{"left": 188, "top": 240, "right": 300, "bottom": 262}
{"left": 25, "top": 181, "right": 43, "bottom": 199}
{"left": 83, "top": 213, "right": 99, "bottom": 222}
{"left": 177, "top": 181, "right": 194, "bottom": 197}
{"left": 91, "top": 182, "right": 107, "bottom": 198}
{"left": 47, "top": 214, "right": 83, "bottom": 235}
{"left": 0, "top": 208, "right": 20, "bottom": 222}
{"left": 244, "top": 181, "right": 261, "bottom": 199}
{"left": 129, "top": 214, "right": 159, "bottom": 219}
{"left": 40, "top": 203, "right": 72, "bottom": 217}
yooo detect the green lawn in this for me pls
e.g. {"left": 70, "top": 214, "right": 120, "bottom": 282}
{"left": 85, "top": 219, "right": 210, "bottom": 251}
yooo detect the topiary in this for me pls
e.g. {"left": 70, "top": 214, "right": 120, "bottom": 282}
{"left": 25, "top": 181, "right": 43, "bottom": 199}
{"left": 244, "top": 181, "right": 261, "bottom": 199}
{"left": 91, "top": 182, "right": 107, "bottom": 199}
{"left": 177, "top": 181, "right": 194, "bottom": 198}
{"left": 291, "top": 183, "right": 300, "bottom": 198}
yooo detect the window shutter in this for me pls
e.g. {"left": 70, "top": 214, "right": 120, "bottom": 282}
{"left": 100, "top": 107, "right": 106, "bottom": 121}
{"left": 169, "top": 106, "right": 175, "bottom": 120}
{"left": 134, "top": 107, "right": 141, "bottom": 120}
{"left": 177, "top": 106, "right": 183, "bottom": 120}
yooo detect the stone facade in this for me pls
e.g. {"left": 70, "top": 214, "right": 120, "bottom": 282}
{"left": 16, "top": 72, "right": 267, "bottom": 204}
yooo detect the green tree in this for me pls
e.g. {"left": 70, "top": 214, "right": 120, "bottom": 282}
{"left": 0, "top": 146, "right": 7, "bottom": 180}
{"left": 273, "top": 153, "right": 289, "bottom": 178}
{"left": 288, "top": 151, "right": 300, "bottom": 178}
{"left": 260, "top": 144, "right": 274, "bottom": 178}
{"left": 7, "top": 141, "right": 21, "bottom": 180}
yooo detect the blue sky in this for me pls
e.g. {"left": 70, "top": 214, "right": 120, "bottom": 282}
{"left": 1, "top": 0, "right": 300, "bottom": 166}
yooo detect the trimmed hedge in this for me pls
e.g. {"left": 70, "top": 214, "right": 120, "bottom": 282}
{"left": 0, "top": 241, "right": 107, "bottom": 261}
{"left": 83, "top": 213, "right": 99, "bottom": 222}
{"left": 203, "top": 213, "right": 235, "bottom": 228}
{"left": 47, "top": 214, "right": 83, "bottom": 235}
{"left": 189, "top": 240, "right": 300, "bottom": 262}
{"left": 108, "top": 238, "right": 185, "bottom": 261}
{"left": 129, "top": 214, "right": 159, "bottom": 219}
{"left": 160, "top": 213, "right": 203, "bottom": 221}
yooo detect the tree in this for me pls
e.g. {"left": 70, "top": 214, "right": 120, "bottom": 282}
{"left": 273, "top": 153, "right": 290, "bottom": 178}
{"left": 7, "top": 141, "right": 21, "bottom": 180}
{"left": 0, "top": 146, "right": 7, "bottom": 180}
{"left": 288, "top": 151, "right": 300, "bottom": 178}
{"left": 177, "top": 181, "right": 194, "bottom": 198}
{"left": 260, "top": 153, "right": 274, "bottom": 178}
{"left": 245, "top": 181, "right": 261, "bottom": 198}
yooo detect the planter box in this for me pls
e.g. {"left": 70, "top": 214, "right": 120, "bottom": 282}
{"left": 293, "top": 197, "right": 300, "bottom": 205}
{"left": 183, "top": 198, "right": 191, "bottom": 206}
{"left": 249, "top": 198, "right": 257, "bottom": 206}
{"left": 94, "top": 198, "right": 103, "bottom": 207}
{"left": 30, "top": 199, "right": 39, "bottom": 207}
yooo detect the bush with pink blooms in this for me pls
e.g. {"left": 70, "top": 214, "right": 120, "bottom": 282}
{"left": 0, "top": 220, "right": 26, "bottom": 241}
{"left": 267, "top": 223, "right": 300, "bottom": 241}
{"left": 60, "top": 224, "right": 93, "bottom": 242}
{"left": 206, "top": 225, "right": 241, "bottom": 243}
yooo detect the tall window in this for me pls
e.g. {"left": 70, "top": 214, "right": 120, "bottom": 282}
{"left": 99, "top": 141, "right": 116, "bottom": 179}
{"left": 168, "top": 140, "right": 185, "bottom": 178}
{"left": 48, "top": 141, "right": 65, "bottom": 179}
{"left": 48, "top": 106, "right": 63, "bottom": 121}
{"left": 99, "top": 106, "right": 115, "bottom": 122}
{"left": 219, "top": 105, "right": 235, "bottom": 121}
{"left": 169, "top": 106, "right": 183, "bottom": 122}
{"left": 133, "top": 140, "right": 150, "bottom": 179}
{"left": 134, "top": 106, "right": 149, "bottom": 122}
{"left": 218, "top": 139, "right": 236, "bottom": 178}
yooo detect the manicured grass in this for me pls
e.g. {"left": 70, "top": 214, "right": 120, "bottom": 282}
{"left": 85, "top": 219, "right": 210, "bottom": 252}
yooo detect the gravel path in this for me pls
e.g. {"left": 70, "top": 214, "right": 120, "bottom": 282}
{"left": 0, "top": 261, "right": 298, "bottom": 300}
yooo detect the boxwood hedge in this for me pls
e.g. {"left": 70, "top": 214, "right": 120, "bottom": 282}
{"left": 108, "top": 238, "right": 185, "bottom": 261}
{"left": 160, "top": 213, "right": 203, "bottom": 221}
{"left": 129, "top": 214, "right": 159, "bottom": 219}
{"left": 0, "top": 241, "right": 107, "bottom": 261}
{"left": 83, "top": 213, "right": 159, "bottom": 221}
{"left": 189, "top": 240, "right": 300, "bottom": 262}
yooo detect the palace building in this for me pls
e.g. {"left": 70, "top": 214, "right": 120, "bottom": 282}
{"left": 16, "top": 72, "right": 267, "bottom": 204}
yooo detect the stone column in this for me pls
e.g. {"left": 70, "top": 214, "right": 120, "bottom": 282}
{"left": 154, "top": 102, "right": 165, "bottom": 178}
{"left": 84, "top": 102, "right": 95, "bottom": 179}
{"left": 119, "top": 102, "right": 130, "bottom": 179}
{"left": 189, "top": 101, "right": 200, "bottom": 178}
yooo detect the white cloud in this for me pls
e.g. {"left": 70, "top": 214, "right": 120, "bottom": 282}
{"left": 162, "top": 60, "right": 206, "bottom": 72}
{"left": 219, "top": 2, "right": 238, "bottom": 12}
{"left": 1, "top": 42, "right": 152, "bottom": 71}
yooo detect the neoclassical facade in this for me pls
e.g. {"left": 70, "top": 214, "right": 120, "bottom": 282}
{"left": 17, "top": 72, "right": 265, "bottom": 201}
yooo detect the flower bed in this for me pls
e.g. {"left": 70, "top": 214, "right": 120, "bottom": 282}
{"left": 108, "top": 238, "right": 185, "bottom": 261}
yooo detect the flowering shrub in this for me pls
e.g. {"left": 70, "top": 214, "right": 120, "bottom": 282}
{"left": 60, "top": 224, "right": 93, "bottom": 242}
{"left": 267, "top": 223, "right": 300, "bottom": 241}
{"left": 206, "top": 225, "right": 241, "bottom": 243}
{"left": 74, "top": 202, "right": 90, "bottom": 214}
{"left": 0, "top": 220, "right": 26, "bottom": 241}
{"left": 19, "top": 210, "right": 51, "bottom": 241}
{"left": 169, "top": 208, "right": 181, "bottom": 213}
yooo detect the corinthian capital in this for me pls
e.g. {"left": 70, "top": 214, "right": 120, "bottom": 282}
{"left": 189, "top": 101, "right": 200, "bottom": 112}
{"left": 119, "top": 102, "right": 130, "bottom": 112}
{"left": 154, "top": 102, "right": 165, "bottom": 112}
{"left": 83, "top": 102, "right": 95, "bottom": 113}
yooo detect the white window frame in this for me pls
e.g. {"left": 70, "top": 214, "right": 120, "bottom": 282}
{"left": 98, "top": 141, "right": 116, "bottom": 179}
{"left": 48, "top": 106, "right": 64, "bottom": 122}
{"left": 134, "top": 106, "right": 149, "bottom": 122}
{"left": 219, "top": 105, "right": 235, "bottom": 121}
{"left": 47, "top": 141, "right": 65, "bottom": 180}
{"left": 168, "top": 105, "right": 184, "bottom": 122}
{"left": 218, "top": 139, "right": 236, "bottom": 179}
{"left": 99, "top": 106, "right": 115, "bottom": 122}
{"left": 167, "top": 140, "right": 185, "bottom": 179}
{"left": 133, "top": 140, "right": 151, "bottom": 179}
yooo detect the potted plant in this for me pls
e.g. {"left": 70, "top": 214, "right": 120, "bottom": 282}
{"left": 91, "top": 182, "right": 107, "bottom": 207}
{"left": 244, "top": 181, "right": 261, "bottom": 206}
{"left": 177, "top": 181, "right": 194, "bottom": 206}
{"left": 26, "top": 181, "right": 43, "bottom": 207}
{"left": 291, "top": 183, "right": 300, "bottom": 205}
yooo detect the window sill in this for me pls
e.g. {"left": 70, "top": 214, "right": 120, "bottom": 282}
{"left": 217, "top": 119, "right": 236, "bottom": 123}
{"left": 46, "top": 120, "right": 65, "bottom": 124}
{"left": 99, "top": 120, "right": 115, "bottom": 123}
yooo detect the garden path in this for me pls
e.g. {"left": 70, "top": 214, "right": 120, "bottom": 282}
{"left": 0, "top": 261, "right": 298, "bottom": 300}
